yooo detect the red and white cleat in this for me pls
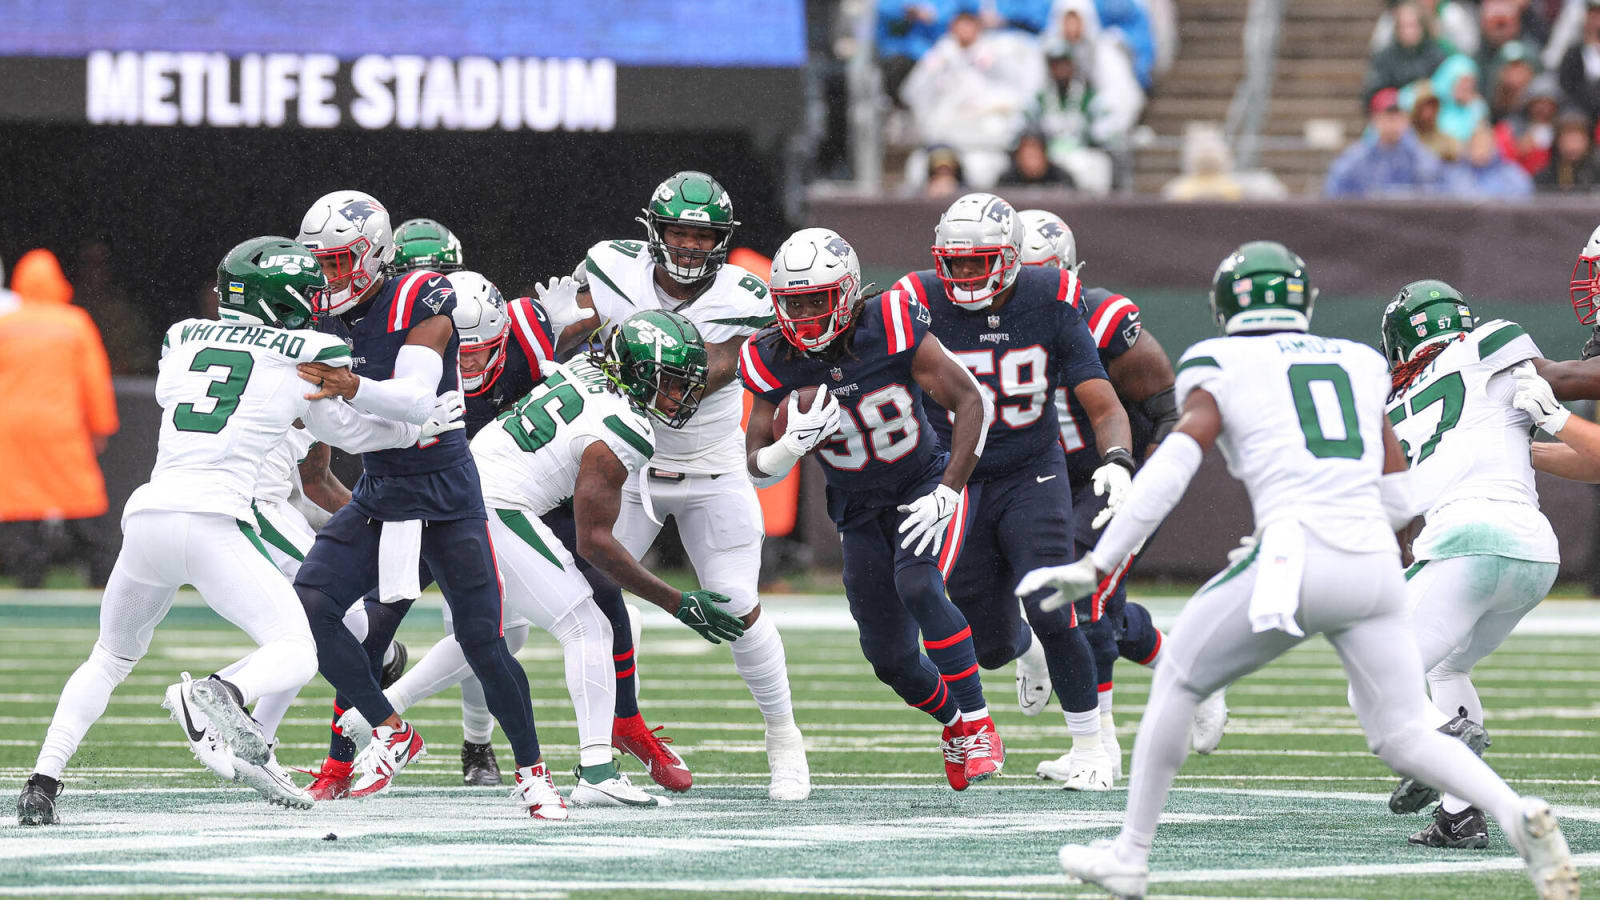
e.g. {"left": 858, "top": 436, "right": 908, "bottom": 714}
{"left": 513, "top": 763, "right": 570, "bottom": 821}
{"left": 940, "top": 723, "right": 969, "bottom": 791}
{"left": 348, "top": 722, "right": 425, "bottom": 799}
{"left": 294, "top": 757, "right": 353, "bottom": 801}
{"left": 963, "top": 718, "right": 1004, "bottom": 785}
{"left": 613, "top": 714, "right": 692, "bottom": 793}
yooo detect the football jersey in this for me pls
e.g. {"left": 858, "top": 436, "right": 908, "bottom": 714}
{"left": 899, "top": 266, "right": 1106, "bottom": 481}
{"left": 1387, "top": 320, "right": 1558, "bottom": 563}
{"left": 125, "top": 318, "right": 352, "bottom": 524}
{"left": 1057, "top": 286, "right": 1147, "bottom": 485}
{"left": 463, "top": 296, "right": 554, "bottom": 438}
{"left": 740, "top": 290, "right": 943, "bottom": 506}
{"left": 578, "top": 239, "right": 774, "bottom": 475}
{"left": 255, "top": 426, "right": 317, "bottom": 506}
{"left": 472, "top": 356, "right": 656, "bottom": 516}
{"left": 1174, "top": 333, "right": 1395, "bottom": 553}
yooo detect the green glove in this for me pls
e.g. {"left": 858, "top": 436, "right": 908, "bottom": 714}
{"left": 675, "top": 590, "right": 746, "bottom": 644}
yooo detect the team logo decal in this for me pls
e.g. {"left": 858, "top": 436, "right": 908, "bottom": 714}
{"left": 1038, "top": 221, "right": 1065, "bottom": 240}
{"left": 830, "top": 366, "right": 843, "bottom": 382}
{"left": 1409, "top": 312, "right": 1428, "bottom": 326}
{"left": 338, "top": 198, "right": 384, "bottom": 230}
{"left": 823, "top": 236, "right": 852, "bottom": 259}
{"left": 422, "top": 285, "right": 454, "bottom": 314}
{"left": 987, "top": 314, "right": 1001, "bottom": 329}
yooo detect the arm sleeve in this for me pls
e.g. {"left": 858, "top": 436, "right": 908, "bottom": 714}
{"left": 349, "top": 344, "right": 443, "bottom": 425}
{"left": 1089, "top": 431, "right": 1202, "bottom": 570}
{"left": 302, "top": 397, "right": 422, "bottom": 453}
{"left": 78, "top": 313, "right": 119, "bottom": 437}
{"left": 1055, "top": 302, "right": 1110, "bottom": 389}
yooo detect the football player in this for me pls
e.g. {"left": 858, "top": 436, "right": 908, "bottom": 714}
{"left": 17, "top": 236, "right": 455, "bottom": 825}
{"left": 1017, "top": 242, "right": 1576, "bottom": 900}
{"left": 894, "top": 195, "right": 1132, "bottom": 792}
{"left": 552, "top": 171, "right": 808, "bottom": 800}
{"left": 391, "top": 218, "right": 465, "bottom": 273}
{"left": 341, "top": 311, "right": 740, "bottom": 816}
{"left": 1375, "top": 281, "right": 1560, "bottom": 849}
{"left": 742, "top": 228, "right": 1006, "bottom": 789}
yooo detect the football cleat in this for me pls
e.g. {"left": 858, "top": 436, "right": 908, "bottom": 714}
{"left": 162, "top": 674, "right": 235, "bottom": 782}
{"left": 613, "top": 714, "right": 692, "bottom": 792}
{"left": 940, "top": 723, "right": 969, "bottom": 791}
{"left": 765, "top": 724, "right": 811, "bottom": 801}
{"left": 1509, "top": 797, "right": 1579, "bottom": 900}
{"left": 462, "top": 741, "right": 503, "bottom": 786}
{"left": 1014, "top": 637, "right": 1052, "bottom": 717}
{"left": 334, "top": 706, "right": 375, "bottom": 754}
{"left": 299, "top": 758, "right": 352, "bottom": 801}
{"left": 379, "top": 640, "right": 409, "bottom": 690}
{"left": 512, "top": 763, "right": 570, "bottom": 820}
{"left": 1409, "top": 804, "right": 1489, "bottom": 850}
{"left": 570, "top": 766, "right": 664, "bottom": 808}
{"left": 349, "top": 721, "right": 425, "bottom": 799}
{"left": 1059, "top": 838, "right": 1148, "bottom": 899}
{"left": 962, "top": 717, "right": 1005, "bottom": 785}
{"left": 232, "top": 744, "right": 313, "bottom": 810}
{"left": 1390, "top": 709, "right": 1491, "bottom": 814}
{"left": 188, "top": 674, "right": 269, "bottom": 766}
{"left": 17, "top": 776, "right": 61, "bottom": 826}
{"left": 1190, "top": 688, "right": 1228, "bottom": 755}
{"left": 1101, "top": 714, "right": 1124, "bottom": 781}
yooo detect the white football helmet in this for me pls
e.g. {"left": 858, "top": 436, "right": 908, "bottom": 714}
{"left": 446, "top": 271, "right": 509, "bottom": 394}
{"left": 931, "top": 192, "right": 1023, "bottom": 309}
{"left": 770, "top": 227, "right": 863, "bottom": 352}
{"left": 1572, "top": 223, "right": 1600, "bottom": 325}
{"left": 297, "top": 190, "right": 394, "bottom": 316}
{"left": 1018, "top": 209, "right": 1078, "bottom": 270}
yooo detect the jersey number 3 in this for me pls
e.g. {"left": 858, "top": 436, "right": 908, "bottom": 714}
{"left": 173, "top": 348, "right": 255, "bottom": 434}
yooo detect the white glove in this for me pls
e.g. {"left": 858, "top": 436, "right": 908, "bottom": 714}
{"left": 420, "top": 390, "right": 466, "bottom": 441}
{"left": 1090, "top": 459, "right": 1134, "bottom": 529}
{"left": 1512, "top": 362, "right": 1571, "bottom": 434}
{"left": 1226, "top": 534, "right": 1257, "bottom": 565}
{"left": 534, "top": 275, "right": 595, "bottom": 333}
{"left": 779, "top": 388, "right": 842, "bottom": 455}
{"left": 1014, "top": 556, "right": 1098, "bottom": 612}
{"left": 897, "top": 484, "right": 961, "bottom": 556}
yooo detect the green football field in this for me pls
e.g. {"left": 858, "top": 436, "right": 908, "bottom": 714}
{"left": 2, "top": 589, "right": 1596, "bottom": 899}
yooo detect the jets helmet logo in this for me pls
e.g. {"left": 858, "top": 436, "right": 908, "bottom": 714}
{"left": 632, "top": 320, "right": 679, "bottom": 350}
{"left": 339, "top": 198, "right": 384, "bottom": 230}
{"left": 260, "top": 253, "right": 313, "bottom": 275}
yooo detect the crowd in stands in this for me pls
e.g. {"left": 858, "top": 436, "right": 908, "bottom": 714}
{"left": 1333, "top": 0, "right": 1600, "bottom": 197}
{"left": 879, "top": 0, "right": 1174, "bottom": 195}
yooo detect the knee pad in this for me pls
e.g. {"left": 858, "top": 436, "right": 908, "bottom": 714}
{"left": 295, "top": 585, "right": 345, "bottom": 625}
{"left": 975, "top": 639, "right": 1021, "bottom": 671}
{"left": 859, "top": 639, "right": 919, "bottom": 686}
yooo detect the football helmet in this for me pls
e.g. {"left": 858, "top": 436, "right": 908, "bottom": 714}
{"left": 931, "top": 192, "right": 1023, "bottom": 309}
{"left": 637, "top": 171, "right": 738, "bottom": 284}
{"left": 604, "top": 309, "right": 709, "bottom": 429}
{"left": 770, "top": 227, "right": 863, "bottom": 353}
{"left": 1018, "top": 209, "right": 1078, "bottom": 270}
{"left": 215, "top": 236, "right": 327, "bottom": 330}
{"left": 392, "top": 218, "right": 464, "bottom": 273}
{"left": 1571, "top": 224, "right": 1600, "bottom": 324}
{"left": 1209, "top": 241, "right": 1316, "bottom": 335}
{"left": 297, "top": 190, "right": 394, "bottom": 316}
{"left": 1380, "top": 279, "right": 1475, "bottom": 366}
{"left": 446, "top": 271, "right": 508, "bottom": 395}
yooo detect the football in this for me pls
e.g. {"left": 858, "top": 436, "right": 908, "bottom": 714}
{"left": 772, "top": 385, "right": 823, "bottom": 440}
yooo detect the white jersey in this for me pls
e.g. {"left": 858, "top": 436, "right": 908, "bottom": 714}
{"left": 1388, "top": 320, "right": 1558, "bottom": 563}
{"left": 1175, "top": 333, "right": 1395, "bottom": 553}
{"left": 255, "top": 427, "right": 317, "bottom": 507}
{"left": 125, "top": 318, "right": 352, "bottom": 525}
{"left": 473, "top": 356, "right": 657, "bottom": 515}
{"left": 577, "top": 239, "right": 773, "bottom": 474}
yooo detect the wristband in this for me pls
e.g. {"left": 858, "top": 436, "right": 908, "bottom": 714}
{"left": 1102, "top": 446, "right": 1136, "bottom": 473}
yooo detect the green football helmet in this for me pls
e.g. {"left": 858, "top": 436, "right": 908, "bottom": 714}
{"left": 391, "top": 218, "right": 464, "bottom": 273}
{"left": 1380, "top": 279, "right": 1476, "bottom": 366}
{"left": 216, "top": 236, "right": 327, "bottom": 330}
{"left": 603, "top": 309, "right": 710, "bottom": 429}
{"left": 1209, "top": 241, "right": 1316, "bottom": 335}
{"left": 637, "top": 171, "right": 739, "bottom": 284}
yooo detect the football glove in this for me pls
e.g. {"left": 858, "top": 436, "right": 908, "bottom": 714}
{"left": 534, "top": 275, "right": 595, "bottom": 333}
{"left": 1511, "top": 362, "right": 1571, "bottom": 434}
{"left": 1226, "top": 534, "right": 1258, "bottom": 565}
{"left": 675, "top": 590, "right": 746, "bottom": 644}
{"left": 897, "top": 484, "right": 960, "bottom": 556}
{"left": 780, "top": 387, "right": 842, "bottom": 455}
{"left": 420, "top": 390, "right": 466, "bottom": 441}
{"left": 1015, "top": 556, "right": 1098, "bottom": 612}
{"left": 1090, "top": 449, "right": 1135, "bottom": 529}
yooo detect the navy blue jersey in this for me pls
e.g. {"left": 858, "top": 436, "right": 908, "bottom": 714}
{"left": 463, "top": 296, "right": 554, "bottom": 437}
{"left": 901, "top": 266, "right": 1107, "bottom": 482}
{"left": 740, "top": 289, "right": 941, "bottom": 507}
{"left": 1061, "top": 286, "right": 1145, "bottom": 485}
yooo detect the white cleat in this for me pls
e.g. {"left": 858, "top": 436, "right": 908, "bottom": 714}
{"left": 570, "top": 767, "right": 667, "bottom": 808}
{"left": 1510, "top": 797, "right": 1579, "bottom": 900}
{"left": 1062, "top": 745, "right": 1115, "bottom": 792}
{"left": 1191, "top": 688, "right": 1228, "bottom": 755}
{"left": 512, "top": 763, "right": 569, "bottom": 821}
{"left": 765, "top": 724, "right": 812, "bottom": 801}
{"left": 188, "top": 675, "right": 269, "bottom": 766}
{"left": 1014, "top": 637, "right": 1052, "bottom": 717}
{"left": 334, "top": 706, "right": 375, "bottom": 754}
{"left": 232, "top": 744, "right": 313, "bottom": 810}
{"left": 1100, "top": 714, "right": 1124, "bottom": 782}
{"left": 1059, "top": 839, "right": 1148, "bottom": 899}
{"left": 162, "top": 674, "right": 235, "bottom": 782}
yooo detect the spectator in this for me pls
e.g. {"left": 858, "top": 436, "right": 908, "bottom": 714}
{"left": 1163, "top": 127, "right": 1246, "bottom": 201}
{"left": 1476, "top": 0, "right": 1535, "bottom": 87}
{"left": 1536, "top": 109, "right": 1600, "bottom": 188}
{"left": 1487, "top": 40, "right": 1542, "bottom": 119}
{"left": 998, "top": 131, "right": 1074, "bottom": 185}
{"left": 1433, "top": 53, "right": 1491, "bottom": 141}
{"left": 1558, "top": 0, "right": 1600, "bottom": 118}
{"left": 1443, "top": 125, "right": 1537, "bottom": 195}
{"left": 1365, "top": 2, "right": 1451, "bottom": 105}
{"left": 924, "top": 144, "right": 968, "bottom": 196}
{"left": 878, "top": 1, "right": 957, "bottom": 101}
{"left": 0, "top": 249, "right": 119, "bottom": 587}
{"left": 1031, "top": 38, "right": 1116, "bottom": 193}
{"left": 1496, "top": 72, "right": 1563, "bottom": 171}
{"left": 1404, "top": 78, "right": 1463, "bottom": 160}
{"left": 1325, "top": 88, "right": 1445, "bottom": 197}
{"left": 1041, "top": 0, "right": 1145, "bottom": 152}
{"left": 1373, "top": 0, "right": 1480, "bottom": 57}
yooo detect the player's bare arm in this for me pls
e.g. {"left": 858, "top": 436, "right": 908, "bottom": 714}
{"left": 1073, "top": 378, "right": 1134, "bottom": 462}
{"left": 1106, "top": 329, "right": 1178, "bottom": 455}
{"left": 296, "top": 441, "right": 351, "bottom": 513}
{"left": 572, "top": 441, "right": 686, "bottom": 613}
{"left": 1531, "top": 356, "right": 1600, "bottom": 401}
{"left": 913, "top": 333, "right": 987, "bottom": 491}
{"left": 703, "top": 337, "right": 744, "bottom": 394}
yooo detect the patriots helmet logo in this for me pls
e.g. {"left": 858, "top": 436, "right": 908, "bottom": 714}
{"left": 823, "top": 236, "right": 853, "bottom": 259}
{"left": 986, "top": 198, "right": 1015, "bottom": 224}
{"left": 339, "top": 198, "right": 385, "bottom": 230}
{"left": 1038, "top": 221, "right": 1065, "bottom": 240}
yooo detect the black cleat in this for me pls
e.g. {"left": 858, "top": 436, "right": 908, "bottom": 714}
{"left": 461, "top": 741, "right": 503, "bottom": 786}
{"left": 18, "top": 775, "right": 61, "bottom": 826}
{"left": 1390, "top": 708, "right": 1490, "bottom": 814}
{"left": 1409, "top": 804, "right": 1490, "bottom": 849}
{"left": 379, "top": 640, "right": 408, "bottom": 690}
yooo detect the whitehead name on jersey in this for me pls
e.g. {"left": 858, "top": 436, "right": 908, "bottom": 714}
{"left": 472, "top": 356, "right": 657, "bottom": 516}
{"left": 580, "top": 239, "right": 774, "bottom": 474}
{"left": 126, "top": 318, "right": 352, "bottom": 525}
{"left": 1387, "top": 320, "right": 1558, "bottom": 563}
{"left": 1174, "top": 333, "right": 1395, "bottom": 553}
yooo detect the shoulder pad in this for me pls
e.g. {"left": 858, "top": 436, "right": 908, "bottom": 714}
{"left": 506, "top": 296, "right": 556, "bottom": 367}
{"left": 300, "top": 331, "right": 354, "bottom": 365}
{"left": 386, "top": 271, "right": 454, "bottom": 333}
{"left": 1085, "top": 292, "right": 1141, "bottom": 349}
{"left": 738, "top": 332, "right": 786, "bottom": 395}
